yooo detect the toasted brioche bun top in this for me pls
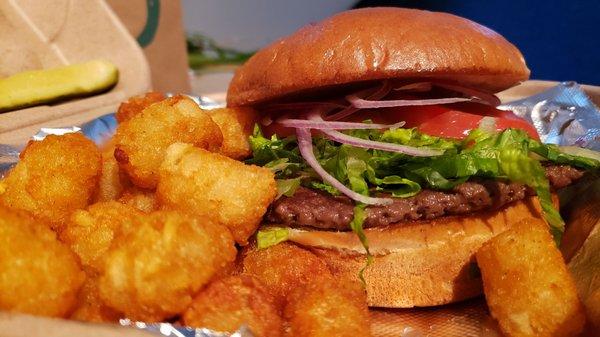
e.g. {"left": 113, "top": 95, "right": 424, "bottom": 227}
{"left": 227, "top": 7, "right": 530, "bottom": 107}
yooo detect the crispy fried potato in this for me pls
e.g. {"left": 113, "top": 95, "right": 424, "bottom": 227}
{"left": 182, "top": 275, "right": 283, "bottom": 337}
{"left": 476, "top": 218, "right": 586, "bottom": 337}
{"left": 93, "top": 141, "right": 131, "bottom": 202}
{"left": 209, "top": 107, "right": 259, "bottom": 160}
{"left": 70, "top": 277, "right": 121, "bottom": 323}
{"left": 157, "top": 143, "right": 276, "bottom": 244}
{"left": 0, "top": 206, "right": 85, "bottom": 317}
{"left": 114, "top": 96, "right": 223, "bottom": 189}
{"left": 119, "top": 186, "right": 158, "bottom": 213}
{"left": 60, "top": 201, "right": 143, "bottom": 273}
{"left": 284, "top": 277, "right": 371, "bottom": 337}
{"left": 0, "top": 133, "right": 101, "bottom": 229}
{"left": 115, "top": 91, "right": 166, "bottom": 123}
{"left": 242, "top": 242, "right": 332, "bottom": 301}
{"left": 98, "top": 210, "right": 236, "bottom": 321}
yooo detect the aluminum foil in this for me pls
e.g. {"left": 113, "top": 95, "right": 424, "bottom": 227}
{"left": 498, "top": 81, "right": 600, "bottom": 150}
{"left": 0, "top": 84, "right": 598, "bottom": 337}
{"left": 119, "top": 319, "right": 254, "bottom": 337}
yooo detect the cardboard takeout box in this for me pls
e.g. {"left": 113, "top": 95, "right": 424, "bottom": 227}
{"left": 0, "top": 0, "right": 151, "bottom": 146}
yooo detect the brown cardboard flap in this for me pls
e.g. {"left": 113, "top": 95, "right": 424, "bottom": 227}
{"left": 108, "top": 0, "right": 191, "bottom": 93}
{"left": 0, "top": 0, "right": 151, "bottom": 146}
{"left": 0, "top": 312, "right": 154, "bottom": 337}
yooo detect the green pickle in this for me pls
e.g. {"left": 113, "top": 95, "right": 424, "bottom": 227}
{"left": 0, "top": 59, "right": 118, "bottom": 112}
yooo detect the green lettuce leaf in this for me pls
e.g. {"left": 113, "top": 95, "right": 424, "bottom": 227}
{"left": 256, "top": 227, "right": 290, "bottom": 249}
{"left": 276, "top": 177, "right": 302, "bottom": 198}
{"left": 349, "top": 204, "right": 372, "bottom": 284}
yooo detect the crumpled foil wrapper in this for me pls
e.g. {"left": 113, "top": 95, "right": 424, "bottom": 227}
{"left": 0, "top": 84, "right": 597, "bottom": 337}
{"left": 498, "top": 81, "right": 600, "bottom": 150}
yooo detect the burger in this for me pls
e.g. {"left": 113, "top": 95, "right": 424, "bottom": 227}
{"left": 226, "top": 8, "right": 600, "bottom": 307}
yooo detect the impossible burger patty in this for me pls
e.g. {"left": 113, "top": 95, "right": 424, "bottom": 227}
{"left": 266, "top": 165, "right": 583, "bottom": 230}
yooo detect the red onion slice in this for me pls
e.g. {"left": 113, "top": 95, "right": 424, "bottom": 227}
{"left": 263, "top": 102, "right": 347, "bottom": 112}
{"left": 326, "top": 81, "right": 392, "bottom": 121}
{"left": 347, "top": 95, "right": 472, "bottom": 109}
{"left": 296, "top": 128, "right": 393, "bottom": 206}
{"left": 306, "top": 113, "right": 442, "bottom": 157}
{"left": 321, "top": 128, "right": 444, "bottom": 157}
{"left": 393, "top": 82, "right": 433, "bottom": 92}
{"left": 433, "top": 83, "right": 501, "bottom": 106}
{"left": 277, "top": 118, "right": 404, "bottom": 130}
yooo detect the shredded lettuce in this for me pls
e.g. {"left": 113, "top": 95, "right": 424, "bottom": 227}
{"left": 276, "top": 178, "right": 301, "bottom": 198}
{"left": 349, "top": 204, "right": 372, "bottom": 284}
{"left": 249, "top": 123, "right": 600, "bottom": 243}
{"left": 256, "top": 227, "right": 290, "bottom": 249}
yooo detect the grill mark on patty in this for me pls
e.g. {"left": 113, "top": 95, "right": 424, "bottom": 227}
{"left": 265, "top": 165, "right": 584, "bottom": 230}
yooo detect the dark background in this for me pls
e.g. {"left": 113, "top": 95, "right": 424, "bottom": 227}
{"left": 354, "top": 0, "right": 600, "bottom": 85}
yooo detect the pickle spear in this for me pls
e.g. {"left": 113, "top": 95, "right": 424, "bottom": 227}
{"left": 0, "top": 59, "right": 118, "bottom": 112}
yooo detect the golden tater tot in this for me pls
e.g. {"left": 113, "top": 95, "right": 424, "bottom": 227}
{"left": 157, "top": 143, "right": 276, "bottom": 244}
{"left": 182, "top": 275, "right": 283, "bottom": 337}
{"left": 0, "top": 133, "right": 101, "bottom": 229}
{"left": 114, "top": 96, "right": 223, "bottom": 189}
{"left": 98, "top": 210, "right": 236, "bottom": 322}
{"left": 60, "top": 201, "right": 143, "bottom": 273}
{"left": 0, "top": 206, "right": 85, "bottom": 317}
{"left": 476, "top": 218, "right": 586, "bottom": 337}
{"left": 119, "top": 186, "right": 158, "bottom": 213}
{"left": 93, "top": 141, "right": 131, "bottom": 202}
{"left": 209, "top": 107, "right": 259, "bottom": 160}
{"left": 115, "top": 91, "right": 166, "bottom": 123}
{"left": 70, "top": 277, "right": 122, "bottom": 323}
{"left": 284, "top": 278, "right": 371, "bottom": 337}
{"left": 242, "top": 242, "right": 332, "bottom": 301}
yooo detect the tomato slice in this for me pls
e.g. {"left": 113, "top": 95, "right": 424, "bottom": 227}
{"left": 261, "top": 103, "right": 539, "bottom": 140}
{"left": 417, "top": 108, "right": 539, "bottom": 140}
{"left": 352, "top": 104, "right": 540, "bottom": 140}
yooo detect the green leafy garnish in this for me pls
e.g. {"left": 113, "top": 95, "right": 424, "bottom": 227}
{"left": 276, "top": 178, "right": 302, "bottom": 198}
{"left": 349, "top": 204, "right": 373, "bottom": 284}
{"left": 256, "top": 227, "right": 290, "bottom": 249}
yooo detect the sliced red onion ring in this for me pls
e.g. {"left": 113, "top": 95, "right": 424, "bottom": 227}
{"left": 296, "top": 128, "right": 393, "bottom": 206}
{"left": 326, "top": 81, "right": 392, "bottom": 121}
{"left": 263, "top": 101, "right": 347, "bottom": 111}
{"left": 305, "top": 113, "right": 442, "bottom": 156}
{"left": 347, "top": 95, "right": 472, "bottom": 109}
{"left": 277, "top": 118, "right": 404, "bottom": 130}
{"left": 321, "top": 128, "right": 444, "bottom": 157}
{"left": 433, "top": 83, "right": 501, "bottom": 106}
{"left": 393, "top": 82, "right": 433, "bottom": 92}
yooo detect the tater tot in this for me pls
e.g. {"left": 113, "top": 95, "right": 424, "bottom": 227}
{"left": 115, "top": 91, "right": 166, "bottom": 123}
{"left": 98, "top": 210, "right": 236, "bottom": 322}
{"left": 70, "top": 277, "right": 122, "bottom": 323}
{"left": 0, "top": 206, "right": 85, "bottom": 317}
{"left": 242, "top": 242, "right": 332, "bottom": 301}
{"left": 182, "top": 275, "right": 283, "bottom": 337}
{"left": 476, "top": 218, "right": 586, "bottom": 337}
{"left": 0, "top": 133, "right": 101, "bottom": 229}
{"left": 60, "top": 201, "right": 143, "bottom": 273}
{"left": 157, "top": 143, "right": 276, "bottom": 244}
{"left": 114, "top": 96, "right": 223, "bottom": 189}
{"left": 284, "top": 278, "right": 371, "bottom": 337}
{"left": 93, "top": 141, "right": 131, "bottom": 202}
{"left": 118, "top": 186, "right": 158, "bottom": 213}
{"left": 209, "top": 107, "right": 259, "bottom": 160}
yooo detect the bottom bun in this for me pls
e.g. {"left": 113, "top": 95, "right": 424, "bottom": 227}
{"left": 286, "top": 196, "right": 549, "bottom": 308}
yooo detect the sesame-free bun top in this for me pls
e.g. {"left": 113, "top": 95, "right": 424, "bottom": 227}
{"left": 227, "top": 7, "right": 530, "bottom": 107}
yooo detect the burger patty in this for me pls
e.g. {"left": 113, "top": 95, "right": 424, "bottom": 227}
{"left": 266, "top": 165, "right": 584, "bottom": 230}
